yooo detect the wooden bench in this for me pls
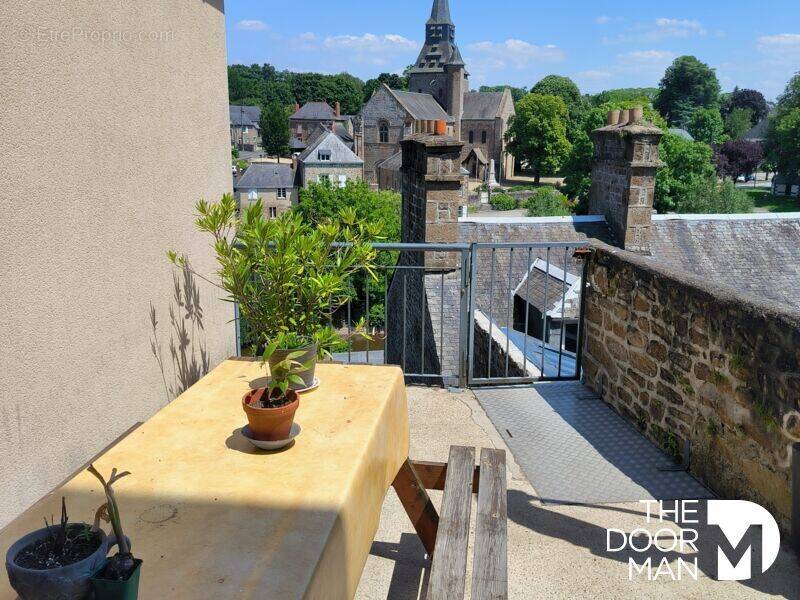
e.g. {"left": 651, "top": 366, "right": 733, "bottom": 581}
{"left": 392, "top": 447, "right": 508, "bottom": 600}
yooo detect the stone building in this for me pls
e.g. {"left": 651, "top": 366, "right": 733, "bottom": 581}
{"left": 356, "top": 0, "right": 515, "bottom": 188}
{"left": 234, "top": 162, "right": 298, "bottom": 219}
{"left": 230, "top": 104, "right": 261, "bottom": 151}
{"left": 295, "top": 127, "right": 364, "bottom": 188}
{"left": 289, "top": 101, "right": 353, "bottom": 153}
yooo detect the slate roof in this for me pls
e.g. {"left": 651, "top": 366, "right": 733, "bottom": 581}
{"left": 463, "top": 92, "right": 505, "bottom": 120}
{"left": 290, "top": 102, "right": 336, "bottom": 121}
{"left": 668, "top": 128, "right": 694, "bottom": 140}
{"left": 428, "top": 0, "right": 454, "bottom": 25}
{"left": 297, "top": 129, "right": 363, "bottom": 165}
{"left": 388, "top": 88, "right": 454, "bottom": 122}
{"left": 230, "top": 105, "right": 261, "bottom": 127}
{"left": 648, "top": 214, "right": 800, "bottom": 309}
{"left": 743, "top": 117, "right": 769, "bottom": 141}
{"left": 376, "top": 151, "right": 403, "bottom": 172}
{"left": 234, "top": 163, "right": 295, "bottom": 190}
{"left": 515, "top": 259, "right": 581, "bottom": 320}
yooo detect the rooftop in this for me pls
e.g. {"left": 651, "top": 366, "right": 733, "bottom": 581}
{"left": 233, "top": 162, "right": 295, "bottom": 190}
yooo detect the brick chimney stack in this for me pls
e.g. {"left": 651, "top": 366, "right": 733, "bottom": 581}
{"left": 589, "top": 107, "right": 663, "bottom": 254}
{"left": 399, "top": 123, "right": 465, "bottom": 269}
{"left": 335, "top": 101, "right": 341, "bottom": 118}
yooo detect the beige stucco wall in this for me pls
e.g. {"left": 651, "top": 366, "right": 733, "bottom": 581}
{"left": 0, "top": 1, "right": 235, "bottom": 528}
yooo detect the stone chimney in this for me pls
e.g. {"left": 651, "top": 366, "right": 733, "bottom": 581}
{"left": 294, "top": 102, "right": 300, "bottom": 113}
{"left": 335, "top": 101, "right": 341, "bottom": 118}
{"left": 589, "top": 107, "right": 663, "bottom": 254}
{"left": 400, "top": 124, "right": 465, "bottom": 269}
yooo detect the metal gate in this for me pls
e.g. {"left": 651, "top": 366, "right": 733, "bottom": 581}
{"left": 466, "top": 242, "right": 588, "bottom": 387}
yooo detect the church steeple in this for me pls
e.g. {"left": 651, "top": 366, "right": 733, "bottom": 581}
{"left": 428, "top": 0, "right": 454, "bottom": 26}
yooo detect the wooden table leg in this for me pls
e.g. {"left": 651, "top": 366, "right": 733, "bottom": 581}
{"left": 392, "top": 458, "right": 439, "bottom": 556}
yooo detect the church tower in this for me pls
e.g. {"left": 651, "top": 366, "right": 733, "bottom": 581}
{"left": 407, "top": 0, "right": 467, "bottom": 138}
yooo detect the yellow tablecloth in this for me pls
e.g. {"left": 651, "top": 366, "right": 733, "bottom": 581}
{"left": 0, "top": 360, "right": 409, "bottom": 599}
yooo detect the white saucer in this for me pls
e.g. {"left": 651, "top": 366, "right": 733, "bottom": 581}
{"left": 242, "top": 423, "right": 301, "bottom": 450}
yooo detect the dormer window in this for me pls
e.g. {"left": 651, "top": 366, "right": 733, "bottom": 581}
{"left": 318, "top": 150, "right": 331, "bottom": 161}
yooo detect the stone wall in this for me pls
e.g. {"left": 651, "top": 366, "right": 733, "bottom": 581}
{"left": 582, "top": 244, "right": 800, "bottom": 529}
{"left": 360, "top": 86, "right": 409, "bottom": 186}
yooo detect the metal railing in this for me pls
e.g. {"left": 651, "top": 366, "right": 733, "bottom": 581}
{"left": 234, "top": 241, "right": 588, "bottom": 388}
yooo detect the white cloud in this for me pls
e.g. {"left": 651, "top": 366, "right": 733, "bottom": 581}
{"left": 298, "top": 32, "right": 318, "bottom": 42}
{"left": 236, "top": 20, "right": 268, "bottom": 31}
{"left": 576, "top": 69, "right": 613, "bottom": 81}
{"left": 323, "top": 33, "right": 418, "bottom": 52}
{"left": 466, "top": 39, "right": 566, "bottom": 69}
{"left": 757, "top": 33, "right": 800, "bottom": 57}
{"left": 596, "top": 15, "right": 611, "bottom": 25}
{"left": 610, "top": 17, "right": 707, "bottom": 43}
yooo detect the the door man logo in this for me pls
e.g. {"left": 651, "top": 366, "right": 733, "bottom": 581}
{"left": 706, "top": 500, "right": 780, "bottom": 581}
{"left": 606, "top": 500, "right": 780, "bottom": 582}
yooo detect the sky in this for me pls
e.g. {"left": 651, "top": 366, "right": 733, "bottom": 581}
{"left": 224, "top": 0, "right": 800, "bottom": 100}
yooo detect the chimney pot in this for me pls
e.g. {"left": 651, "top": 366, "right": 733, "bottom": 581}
{"left": 294, "top": 102, "right": 300, "bottom": 112}
{"left": 607, "top": 110, "right": 620, "bottom": 126}
{"left": 630, "top": 106, "right": 644, "bottom": 123}
{"left": 435, "top": 120, "right": 447, "bottom": 135}
{"left": 335, "top": 101, "right": 341, "bottom": 118}
{"left": 618, "top": 109, "right": 631, "bottom": 125}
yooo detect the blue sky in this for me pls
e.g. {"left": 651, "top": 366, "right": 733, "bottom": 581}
{"left": 225, "top": 0, "right": 800, "bottom": 100}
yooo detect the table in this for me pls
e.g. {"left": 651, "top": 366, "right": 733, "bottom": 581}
{"left": 0, "top": 360, "right": 410, "bottom": 599}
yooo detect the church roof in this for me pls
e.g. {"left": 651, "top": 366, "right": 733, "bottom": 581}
{"left": 388, "top": 88, "right": 454, "bottom": 122}
{"left": 463, "top": 92, "right": 506, "bottom": 120}
{"left": 428, "top": 0, "right": 454, "bottom": 25}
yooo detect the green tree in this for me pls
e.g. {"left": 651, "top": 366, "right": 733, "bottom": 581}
{"left": 654, "top": 56, "right": 721, "bottom": 127}
{"left": 259, "top": 102, "right": 291, "bottom": 162}
{"left": 766, "top": 108, "right": 800, "bottom": 189}
{"left": 688, "top": 107, "right": 725, "bottom": 144}
{"left": 673, "top": 179, "right": 753, "bottom": 214}
{"left": 531, "top": 75, "right": 586, "bottom": 140}
{"left": 523, "top": 187, "right": 573, "bottom": 217}
{"left": 655, "top": 132, "right": 716, "bottom": 212}
{"left": 506, "top": 94, "right": 572, "bottom": 184}
{"left": 480, "top": 85, "right": 528, "bottom": 104}
{"left": 590, "top": 88, "right": 659, "bottom": 106}
{"left": 364, "top": 73, "right": 408, "bottom": 102}
{"left": 724, "top": 107, "right": 754, "bottom": 139}
{"left": 721, "top": 87, "right": 769, "bottom": 124}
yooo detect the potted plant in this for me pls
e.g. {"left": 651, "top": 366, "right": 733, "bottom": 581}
{"left": 169, "top": 195, "right": 380, "bottom": 435}
{"left": 5, "top": 493, "right": 128, "bottom": 600}
{"left": 87, "top": 464, "right": 141, "bottom": 600}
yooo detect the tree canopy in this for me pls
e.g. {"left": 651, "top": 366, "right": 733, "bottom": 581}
{"left": 655, "top": 131, "right": 716, "bottom": 212}
{"left": 715, "top": 140, "right": 764, "bottom": 180}
{"left": 506, "top": 94, "right": 571, "bottom": 183}
{"left": 688, "top": 107, "right": 725, "bottom": 145}
{"left": 724, "top": 108, "right": 754, "bottom": 139}
{"left": 589, "top": 88, "right": 659, "bottom": 106}
{"left": 531, "top": 75, "right": 586, "bottom": 138}
{"left": 765, "top": 74, "right": 800, "bottom": 188}
{"left": 722, "top": 88, "right": 769, "bottom": 124}
{"left": 259, "top": 102, "right": 291, "bottom": 161}
{"left": 228, "top": 63, "right": 365, "bottom": 116}
{"left": 654, "top": 56, "right": 720, "bottom": 128}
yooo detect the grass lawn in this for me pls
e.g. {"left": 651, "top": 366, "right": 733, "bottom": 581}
{"left": 744, "top": 189, "right": 800, "bottom": 213}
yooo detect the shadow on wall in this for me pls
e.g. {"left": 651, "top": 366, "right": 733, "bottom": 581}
{"left": 149, "top": 264, "right": 210, "bottom": 402}
{"left": 201, "top": 0, "right": 224, "bottom": 12}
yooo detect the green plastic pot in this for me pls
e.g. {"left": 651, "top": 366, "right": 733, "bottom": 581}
{"left": 90, "top": 559, "right": 142, "bottom": 600}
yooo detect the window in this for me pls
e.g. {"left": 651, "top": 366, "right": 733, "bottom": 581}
{"left": 379, "top": 122, "right": 389, "bottom": 143}
{"left": 338, "top": 175, "right": 347, "bottom": 188}
{"left": 468, "top": 131, "right": 474, "bottom": 144}
{"left": 318, "top": 150, "right": 331, "bottom": 161}
{"left": 277, "top": 188, "right": 287, "bottom": 199}
{"left": 482, "top": 131, "right": 487, "bottom": 144}
{"left": 268, "top": 207, "right": 277, "bottom": 218}
{"left": 319, "top": 174, "right": 330, "bottom": 184}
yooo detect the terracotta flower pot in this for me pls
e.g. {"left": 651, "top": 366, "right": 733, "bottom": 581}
{"left": 242, "top": 388, "right": 300, "bottom": 441}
